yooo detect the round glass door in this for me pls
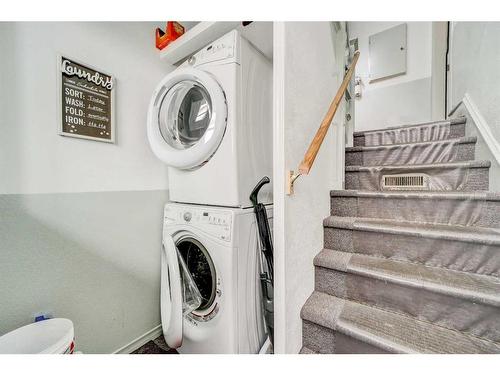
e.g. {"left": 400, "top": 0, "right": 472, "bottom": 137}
{"left": 158, "top": 81, "right": 212, "bottom": 150}
{"left": 147, "top": 68, "right": 227, "bottom": 170}
{"left": 176, "top": 238, "right": 217, "bottom": 312}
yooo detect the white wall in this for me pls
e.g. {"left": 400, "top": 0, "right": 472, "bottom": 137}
{"left": 274, "top": 22, "right": 345, "bottom": 354}
{"left": 450, "top": 22, "right": 500, "bottom": 143}
{"left": 348, "top": 22, "right": 433, "bottom": 131}
{"left": 0, "top": 22, "right": 173, "bottom": 353}
{"left": 0, "top": 22, "right": 170, "bottom": 194}
{"left": 448, "top": 22, "right": 500, "bottom": 192}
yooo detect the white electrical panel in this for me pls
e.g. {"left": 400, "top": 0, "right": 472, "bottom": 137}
{"left": 369, "top": 23, "right": 407, "bottom": 82}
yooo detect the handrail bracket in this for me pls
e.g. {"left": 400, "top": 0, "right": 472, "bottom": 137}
{"left": 286, "top": 170, "right": 302, "bottom": 195}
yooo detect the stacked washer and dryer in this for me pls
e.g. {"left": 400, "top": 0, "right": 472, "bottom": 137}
{"left": 147, "top": 30, "right": 273, "bottom": 354}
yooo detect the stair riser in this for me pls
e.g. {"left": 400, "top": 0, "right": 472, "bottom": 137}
{"left": 346, "top": 142, "right": 475, "bottom": 167}
{"left": 353, "top": 122, "right": 466, "bottom": 146}
{"left": 324, "top": 226, "right": 500, "bottom": 277}
{"left": 299, "top": 346, "right": 317, "bottom": 354}
{"left": 302, "top": 321, "right": 390, "bottom": 354}
{"left": 315, "top": 266, "right": 500, "bottom": 343}
{"left": 345, "top": 165, "right": 489, "bottom": 191}
{"left": 330, "top": 196, "right": 500, "bottom": 227}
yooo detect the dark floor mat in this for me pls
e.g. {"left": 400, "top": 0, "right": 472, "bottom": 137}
{"left": 131, "top": 335, "right": 178, "bottom": 354}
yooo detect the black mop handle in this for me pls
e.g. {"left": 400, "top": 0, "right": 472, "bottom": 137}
{"left": 249, "top": 177, "right": 274, "bottom": 285}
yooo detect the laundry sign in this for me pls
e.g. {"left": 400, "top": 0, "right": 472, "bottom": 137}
{"left": 59, "top": 56, "right": 115, "bottom": 143}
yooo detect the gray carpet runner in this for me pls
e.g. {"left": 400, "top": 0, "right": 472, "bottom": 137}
{"left": 301, "top": 117, "right": 500, "bottom": 353}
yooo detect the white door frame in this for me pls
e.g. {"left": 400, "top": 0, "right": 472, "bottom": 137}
{"left": 430, "top": 21, "right": 449, "bottom": 120}
{"left": 272, "top": 21, "right": 286, "bottom": 354}
{"left": 446, "top": 22, "right": 455, "bottom": 116}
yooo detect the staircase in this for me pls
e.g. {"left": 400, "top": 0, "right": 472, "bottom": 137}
{"left": 300, "top": 117, "right": 500, "bottom": 354}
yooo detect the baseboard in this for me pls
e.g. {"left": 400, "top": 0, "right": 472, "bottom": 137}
{"left": 112, "top": 325, "right": 162, "bottom": 354}
{"left": 463, "top": 93, "right": 500, "bottom": 165}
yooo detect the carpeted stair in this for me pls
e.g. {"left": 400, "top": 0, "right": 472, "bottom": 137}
{"left": 300, "top": 117, "right": 500, "bottom": 353}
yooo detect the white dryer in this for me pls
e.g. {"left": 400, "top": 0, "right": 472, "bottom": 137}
{"left": 160, "top": 202, "right": 271, "bottom": 354}
{"left": 147, "top": 30, "right": 272, "bottom": 208}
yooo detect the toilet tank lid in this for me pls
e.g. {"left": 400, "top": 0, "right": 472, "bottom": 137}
{"left": 0, "top": 318, "right": 74, "bottom": 354}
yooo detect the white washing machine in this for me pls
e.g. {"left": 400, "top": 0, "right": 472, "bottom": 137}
{"left": 160, "top": 202, "right": 271, "bottom": 353}
{"left": 147, "top": 30, "right": 272, "bottom": 208}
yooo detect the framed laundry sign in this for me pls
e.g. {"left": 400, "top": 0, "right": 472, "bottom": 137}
{"left": 58, "top": 56, "right": 115, "bottom": 143}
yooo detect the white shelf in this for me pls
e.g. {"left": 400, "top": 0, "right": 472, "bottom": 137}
{"left": 160, "top": 22, "right": 240, "bottom": 65}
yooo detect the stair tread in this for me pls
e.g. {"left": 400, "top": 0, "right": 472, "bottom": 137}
{"left": 314, "top": 250, "right": 500, "bottom": 306}
{"left": 330, "top": 189, "right": 500, "bottom": 201}
{"left": 346, "top": 136, "right": 477, "bottom": 152}
{"left": 323, "top": 216, "right": 500, "bottom": 245}
{"left": 353, "top": 118, "right": 466, "bottom": 137}
{"left": 301, "top": 291, "right": 500, "bottom": 353}
{"left": 345, "top": 160, "right": 490, "bottom": 172}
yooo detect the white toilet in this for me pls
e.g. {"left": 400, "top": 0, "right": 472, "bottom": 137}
{"left": 0, "top": 318, "right": 75, "bottom": 354}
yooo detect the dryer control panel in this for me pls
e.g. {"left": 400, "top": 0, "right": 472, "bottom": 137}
{"left": 164, "top": 204, "right": 233, "bottom": 242}
{"left": 185, "top": 30, "right": 239, "bottom": 67}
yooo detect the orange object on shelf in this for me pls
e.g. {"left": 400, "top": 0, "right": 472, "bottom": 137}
{"left": 156, "top": 22, "right": 185, "bottom": 50}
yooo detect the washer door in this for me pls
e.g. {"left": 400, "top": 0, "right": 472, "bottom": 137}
{"left": 161, "top": 235, "right": 183, "bottom": 348}
{"left": 176, "top": 237, "right": 218, "bottom": 319}
{"left": 147, "top": 68, "right": 227, "bottom": 170}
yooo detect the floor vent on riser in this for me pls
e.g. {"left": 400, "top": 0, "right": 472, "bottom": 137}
{"left": 382, "top": 173, "right": 429, "bottom": 191}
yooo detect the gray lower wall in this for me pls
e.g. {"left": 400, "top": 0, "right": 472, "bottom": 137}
{"left": 0, "top": 190, "right": 168, "bottom": 353}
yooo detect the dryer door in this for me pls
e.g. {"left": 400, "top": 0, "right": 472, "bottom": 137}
{"left": 161, "top": 235, "right": 183, "bottom": 348}
{"left": 148, "top": 67, "right": 227, "bottom": 170}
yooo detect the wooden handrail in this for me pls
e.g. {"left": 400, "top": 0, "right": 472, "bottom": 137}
{"left": 287, "top": 50, "right": 360, "bottom": 194}
{"left": 299, "top": 50, "right": 360, "bottom": 174}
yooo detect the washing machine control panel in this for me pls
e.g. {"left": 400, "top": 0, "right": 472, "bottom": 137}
{"left": 164, "top": 205, "right": 232, "bottom": 242}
